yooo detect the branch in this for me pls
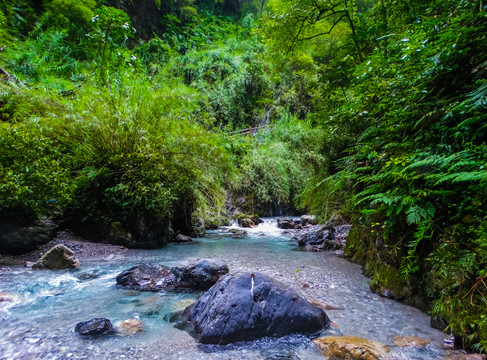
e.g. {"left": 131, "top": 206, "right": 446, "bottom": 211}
{"left": 293, "top": 13, "right": 347, "bottom": 44}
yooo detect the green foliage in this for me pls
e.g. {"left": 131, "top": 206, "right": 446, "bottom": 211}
{"left": 0, "top": 9, "right": 8, "bottom": 43}
{"left": 67, "top": 72, "right": 232, "bottom": 230}
{"left": 43, "top": 0, "right": 96, "bottom": 29}
{"left": 2, "top": 30, "right": 85, "bottom": 85}
{"left": 293, "top": 2, "right": 487, "bottom": 350}
{"left": 0, "top": 121, "right": 72, "bottom": 220}
{"left": 236, "top": 112, "right": 324, "bottom": 214}
{"left": 88, "top": 6, "right": 135, "bottom": 83}
{"left": 1, "top": 0, "right": 486, "bottom": 351}
{"left": 169, "top": 37, "right": 272, "bottom": 127}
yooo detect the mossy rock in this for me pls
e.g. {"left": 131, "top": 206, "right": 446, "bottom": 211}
{"left": 368, "top": 262, "right": 412, "bottom": 300}
{"left": 313, "top": 335, "right": 390, "bottom": 360}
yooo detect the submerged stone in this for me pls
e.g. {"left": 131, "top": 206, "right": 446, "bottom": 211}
{"left": 392, "top": 335, "right": 430, "bottom": 347}
{"left": 117, "top": 318, "right": 144, "bottom": 336}
{"left": 310, "top": 299, "right": 344, "bottom": 310}
{"left": 182, "top": 271, "right": 330, "bottom": 345}
{"left": 0, "top": 292, "right": 19, "bottom": 305}
{"left": 313, "top": 336, "right": 390, "bottom": 360}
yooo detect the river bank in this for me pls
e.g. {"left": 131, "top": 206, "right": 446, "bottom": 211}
{"left": 0, "top": 219, "right": 484, "bottom": 359}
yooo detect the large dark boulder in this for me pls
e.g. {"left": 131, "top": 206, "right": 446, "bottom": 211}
{"left": 75, "top": 318, "right": 116, "bottom": 337}
{"left": 116, "top": 264, "right": 177, "bottom": 291}
{"left": 182, "top": 272, "right": 330, "bottom": 344}
{"left": 171, "top": 257, "right": 229, "bottom": 291}
{"left": 32, "top": 244, "right": 80, "bottom": 269}
{"left": 0, "top": 217, "right": 57, "bottom": 255}
{"left": 277, "top": 217, "right": 296, "bottom": 229}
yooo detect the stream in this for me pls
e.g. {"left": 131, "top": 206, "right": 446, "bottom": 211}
{"left": 0, "top": 218, "right": 453, "bottom": 359}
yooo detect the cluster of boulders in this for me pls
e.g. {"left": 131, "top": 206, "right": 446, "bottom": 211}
{"left": 76, "top": 258, "right": 332, "bottom": 345}
{"left": 292, "top": 225, "right": 352, "bottom": 252}
{"left": 115, "top": 257, "right": 229, "bottom": 292}
{"left": 75, "top": 257, "right": 229, "bottom": 337}
{"left": 276, "top": 215, "right": 317, "bottom": 229}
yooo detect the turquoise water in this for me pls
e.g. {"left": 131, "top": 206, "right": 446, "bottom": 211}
{"left": 0, "top": 219, "right": 452, "bottom": 359}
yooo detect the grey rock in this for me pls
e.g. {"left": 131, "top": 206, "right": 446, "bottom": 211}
{"left": 171, "top": 234, "right": 193, "bottom": 243}
{"left": 116, "top": 264, "right": 177, "bottom": 291}
{"left": 277, "top": 217, "right": 296, "bottom": 229}
{"left": 75, "top": 318, "right": 116, "bottom": 337}
{"left": 300, "top": 215, "right": 317, "bottom": 226}
{"left": 182, "top": 272, "right": 330, "bottom": 344}
{"left": 32, "top": 244, "right": 80, "bottom": 270}
{"left": 171, "top": 257, "right": 229, "bottom": 290}
{"left": 0, "top": 217, "right": 57, "bottom": 255}
{"left": 238, "top": 218, "right": 255, "bottom": 228}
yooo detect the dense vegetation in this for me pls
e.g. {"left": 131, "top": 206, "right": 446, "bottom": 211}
{"left": 0, "top": 0, "right": 485, "bottom": 352}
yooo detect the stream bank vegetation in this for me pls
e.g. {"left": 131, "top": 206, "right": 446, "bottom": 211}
{"left": 0, "top": 0, "right": 486, "bottom": 352}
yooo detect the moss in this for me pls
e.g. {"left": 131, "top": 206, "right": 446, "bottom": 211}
{"left": 344, "top": 225, "right": 368, "bottom": 264}
{"left": 345, "top": 224, "right": 413, "bottom": 301}
{"left": 368, "top": 261, "right": 412, "bottom": 300}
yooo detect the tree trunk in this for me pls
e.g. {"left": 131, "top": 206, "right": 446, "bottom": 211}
{"left": 344, "top": 11, "right": 363, "bottom": 62}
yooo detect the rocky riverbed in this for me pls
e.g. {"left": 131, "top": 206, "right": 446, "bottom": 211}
{"left": 0, "top": 218, "right": 485, "bottom": 360}
{"left": 0, "top": 230, "right": 128, "bottom": 268}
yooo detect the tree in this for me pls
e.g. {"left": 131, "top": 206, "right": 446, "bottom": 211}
{"left": 263, "top": 0, "right": 366, "bottom": 60}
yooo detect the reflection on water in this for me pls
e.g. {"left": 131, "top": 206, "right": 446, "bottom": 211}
{"left": 0, "top": 218, "right": 451, "bottom": 359}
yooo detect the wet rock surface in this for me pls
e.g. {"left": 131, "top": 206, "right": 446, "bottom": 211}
{"left": 238, "top": 218, "right": 255, "bottom": 228}
{"left": 116, "top": 258, "right": 228, "bottom": 292}
{"left": 32, "top": 244, "right": 80, "bottom": 270}
{"left": 116, "top": 264, "right": 177, "bottom": 291}
{"left": 171, "top": 234, "right": 193, "bottom": 243}
{"left": 300, "top": 215, "right": 317, "bottom": 226}
{"left": 277, "top": 217, "right": 297, "bottom": 229}
{"left": 117, "top": 318, "right": 144, "bottom": 336}
{"left": 182, "top": 271, "right": 330, "bottom": 345}
{"left": 230, "top": 229, "right": 248, "bottom": 238}
{"left": 292, "top": 224, "right": 351, "bottom": 252}
{"left": 75, "top": 318, "right": 116, "bottom": 337}
{"left": 0, "top": 217, "right": 57, "bottom": 255}
{"left": 171, "top": 257, "right": 229, "bottom": 290}
{"left": 313, "top": 335, "right": 390, "bottom": 360}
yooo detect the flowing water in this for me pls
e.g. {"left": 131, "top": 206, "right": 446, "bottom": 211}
{"left": 0, "top": 219, "right": 454, "bottom": 359}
